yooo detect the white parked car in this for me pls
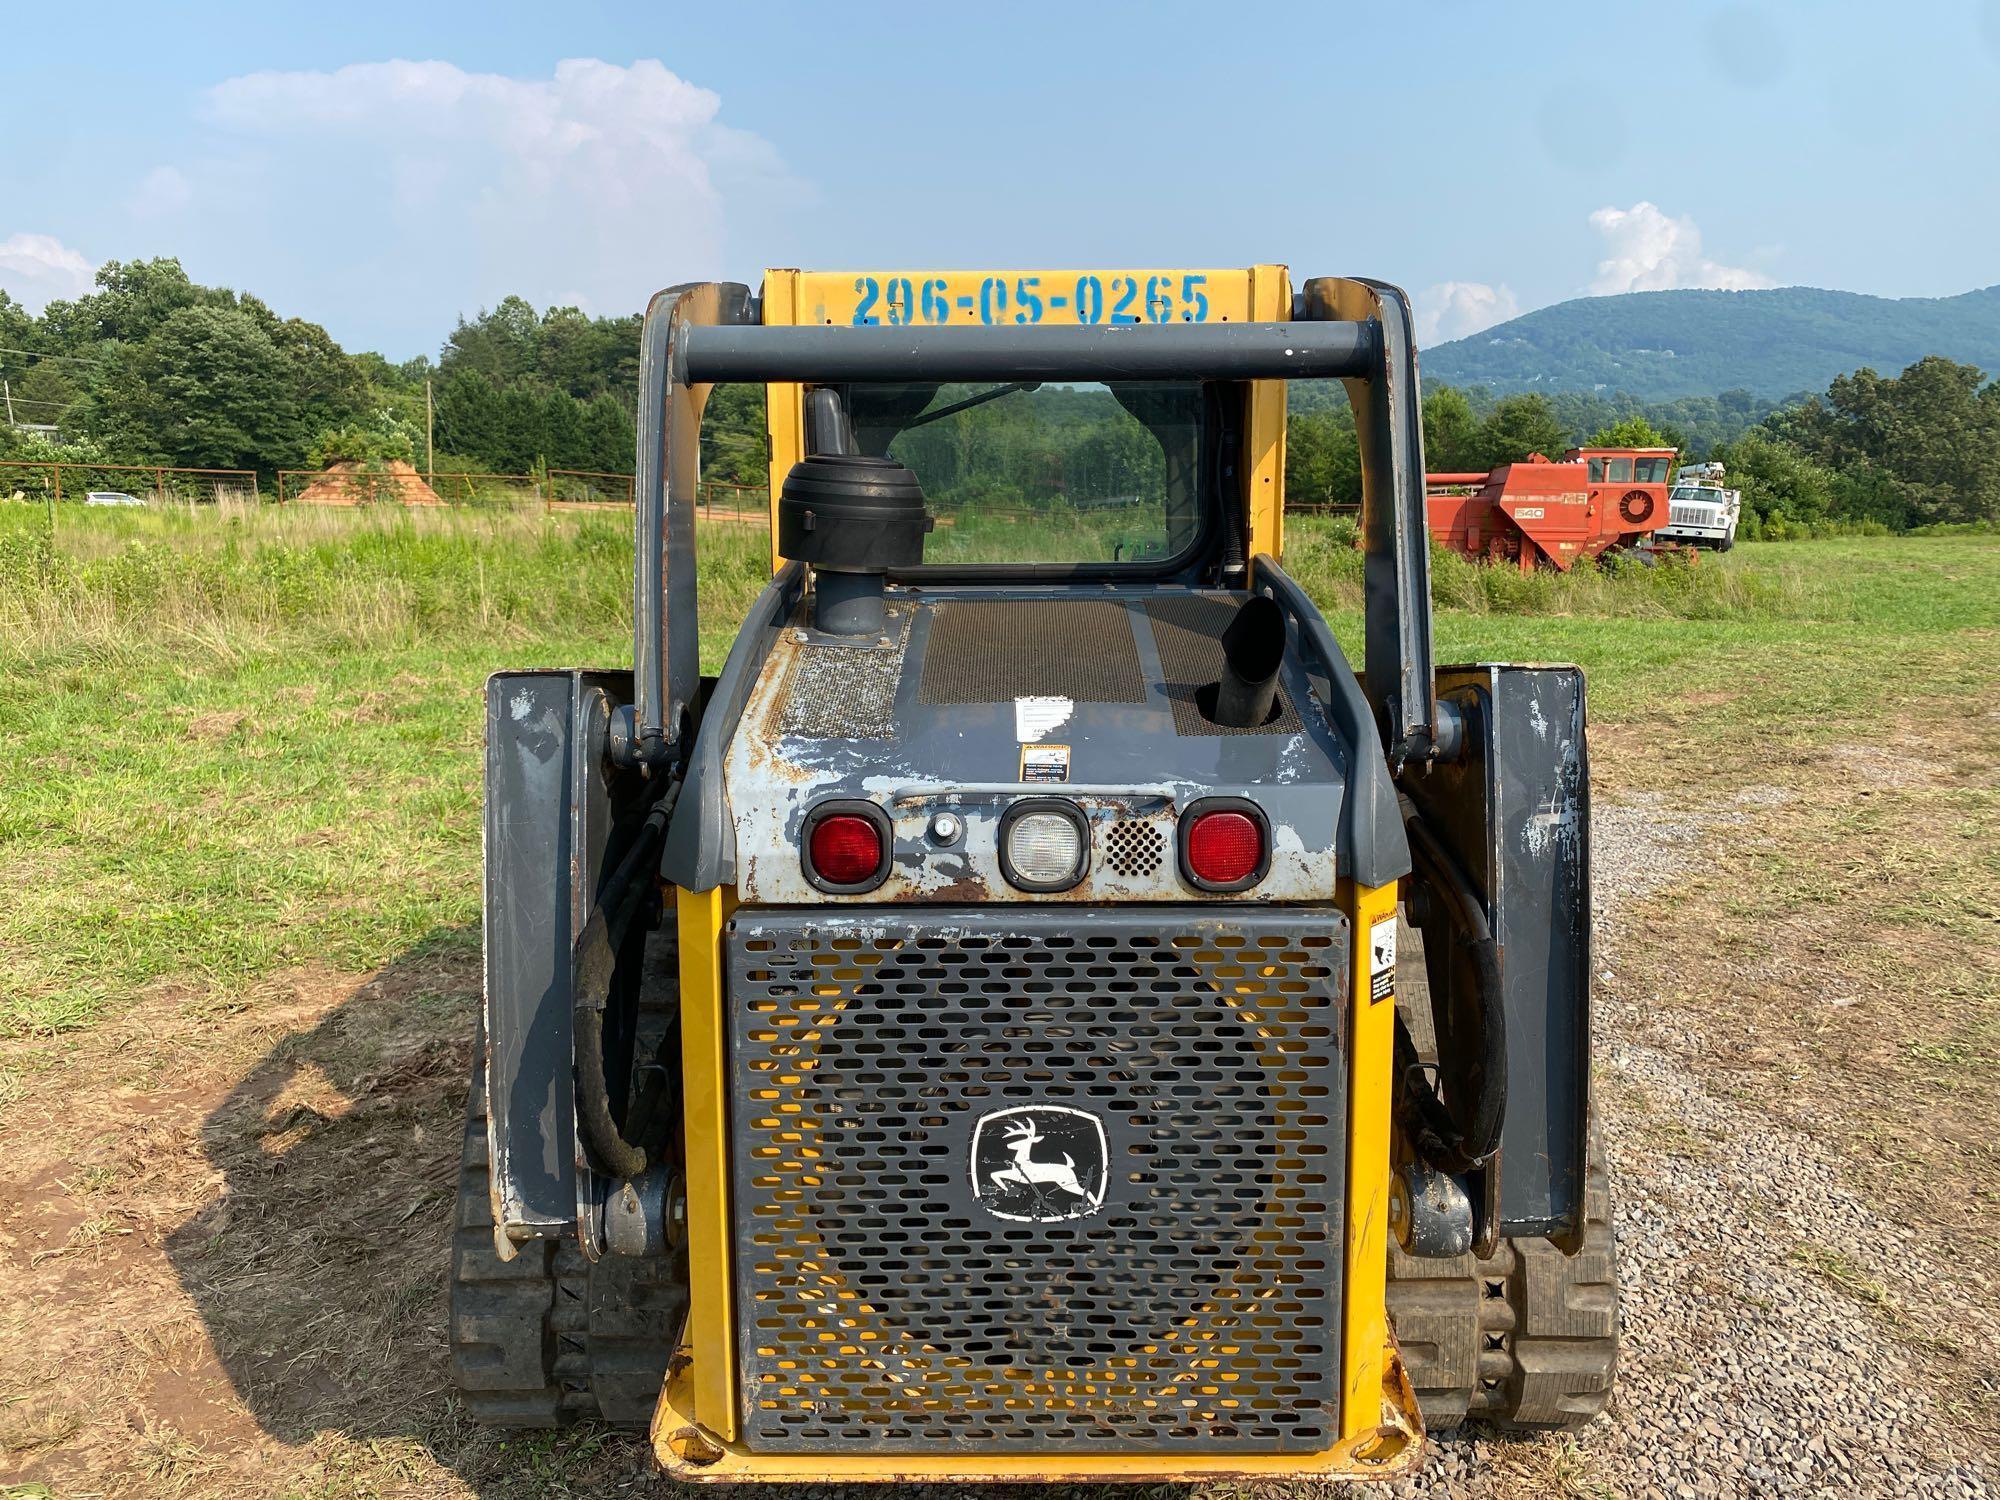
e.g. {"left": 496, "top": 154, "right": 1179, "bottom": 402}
{"left": 1657, "top": 462, "right": 1741, "bottom": 550}
{"left": 84, "top": 490, "right": 146, "bottom": 508}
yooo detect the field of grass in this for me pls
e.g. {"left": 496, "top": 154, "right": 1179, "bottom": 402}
{"left": 0, "top": 500, "right": 1993, "bottom": 1496}
{"left": 1, "top": 503, "right": 1988, "bottom": 1041}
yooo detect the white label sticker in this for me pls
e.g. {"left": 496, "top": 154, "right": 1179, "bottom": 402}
{"left": 1369, "top": 917, "right": 1396, "bottom": 1003}
{"left": 1514, "top": 505, "right": 1545, "bottom": 520}
{"left": 1014, "top": 695, "right": 1073, "bottom": 743}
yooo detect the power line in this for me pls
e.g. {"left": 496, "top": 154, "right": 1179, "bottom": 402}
{"left": 0, "top": 344, "right": 112, "bottom": 368}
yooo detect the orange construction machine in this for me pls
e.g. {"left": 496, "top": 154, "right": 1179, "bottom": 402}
{"left": 1425, "top": 447, "right": 1675, "bottom": 570}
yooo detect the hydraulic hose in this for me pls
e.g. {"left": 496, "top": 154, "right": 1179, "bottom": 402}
{"left": 1395, "top": 807, "right": 1508, "bottom": 1174}
{"left": 572, "top": 790, "right": 677, "bottom": 1180}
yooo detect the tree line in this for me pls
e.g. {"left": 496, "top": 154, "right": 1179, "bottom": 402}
{"left": 1285, "top": 363, "right": 1999, "bottom": 533}
{"left": 3, "top": 257, "right": 1994, "bottom": 531}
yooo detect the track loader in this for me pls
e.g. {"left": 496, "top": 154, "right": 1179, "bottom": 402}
{"left": 452, "top": 266, "right": 1617, "bottom": 1482}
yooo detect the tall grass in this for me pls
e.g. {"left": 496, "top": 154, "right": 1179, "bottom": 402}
{"left": 0, "top": 503, "right": 1945, "bottom": 674}
{"left": 0, "top": 502, "right": 771, "bottom": 658}
{"left": 1282, "top": 514, "right": 1851, "bottom": 622}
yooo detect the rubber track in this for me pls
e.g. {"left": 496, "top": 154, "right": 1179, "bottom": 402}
{"left": 1387, "top": 1119, "right": 1619, "bottom": 1430}
{"left": 448, "top": 1034, "right": 685, "bottom": 1429}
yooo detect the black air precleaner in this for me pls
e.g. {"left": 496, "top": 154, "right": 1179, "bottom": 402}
{"left": 776, "top": 454, "right": 931, "bottom": 635}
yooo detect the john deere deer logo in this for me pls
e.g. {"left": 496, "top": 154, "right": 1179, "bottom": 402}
{"left": 970, "top": 1106, "right": 1108, "bottom": 1223}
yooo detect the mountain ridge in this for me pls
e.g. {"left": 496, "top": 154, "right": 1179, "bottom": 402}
{"left": 1420, "top": 283, "right": 2000, "bottom": 401}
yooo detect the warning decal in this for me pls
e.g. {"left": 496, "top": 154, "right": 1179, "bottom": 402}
{"left": 1019, "top": 743, "right": 1071, "bottom": 783}
{"left": 1368, "top": 916, "right": 1396, "bottom": 1003}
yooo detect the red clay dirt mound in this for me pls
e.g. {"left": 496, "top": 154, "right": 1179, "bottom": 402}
{"left": 293, "top": 460, "right": 444, "bottom": 507}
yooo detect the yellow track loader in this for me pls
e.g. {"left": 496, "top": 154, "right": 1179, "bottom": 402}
{"left": 452, "top": 266, "right": 1617, "bottom": 1482}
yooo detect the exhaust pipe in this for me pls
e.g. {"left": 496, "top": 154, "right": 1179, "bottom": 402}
{"left": 1210, "top": 595, "right": 1286, "bottom": 728}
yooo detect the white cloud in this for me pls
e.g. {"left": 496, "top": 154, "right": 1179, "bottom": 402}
{"left": 131, "top": 165, "right": 193, "bottom": 219}
{"left": 1587, "top": 201, "right": 1775, "bottom": 295}
{"left": 196, "top": 57, "right": 793, "bottom": 337}
{"left": 1416, "top": 281, "right": 1522, "bottom": 345}
{"left": 0, "top": 232, "right": 97, "bottom": 312}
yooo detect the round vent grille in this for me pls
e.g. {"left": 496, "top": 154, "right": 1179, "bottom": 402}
{"left": 1618, "top": 489, "right": 1655, "bottom": 525}
{"left": 1105, "top": 818, "right": 1164, "bottom": 877}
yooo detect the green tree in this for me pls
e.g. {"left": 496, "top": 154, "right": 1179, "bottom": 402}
{"left": 1781, "top": 356, "right": 1999, "bottom": 526}
{"left": 1421, "top": 385, "right": 1481, "bottom": 471}
{"left": 1286, "top": 406, "right": 1361, "bottom": 506}
{"left": 1585, "top": 413, "right": 1676, "bottom": 451}
{"left": 701, "top": 383, "right": 769, "bottom": 486}
{"left": 46, "top": 257, "right": 206, "bottom": 347}
{"left": 1712, "top": 428, "right": 1834, "bottom": 529}
{"left": 90, "top": 305, "right": 304, "bottom": 472}
{"left": 443, "top": 296, "right": 541, "bottom": 386}
{"left": 582, "top": 394, "right": 635, "bottom": 474}
{"left": 1475, "top": 393, "right": 1568, "bottom": 468}
{"left": 435, "top": 370, "right": 509, "bottom": 466}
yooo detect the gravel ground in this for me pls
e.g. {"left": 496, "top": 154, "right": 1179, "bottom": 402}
{"left": 1372, "top": 790, "right": 1998, "bottom": 1499}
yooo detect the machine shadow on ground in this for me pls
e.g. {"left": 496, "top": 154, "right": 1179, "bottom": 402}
{"left": 154, "top": 930, "right": 594, "bottom": 1495}
{"left": 160, "top": 929, "right": 1192, "bottom": 1500}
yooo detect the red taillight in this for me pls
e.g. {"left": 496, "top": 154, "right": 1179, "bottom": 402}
{"left": 808, "top": 812, "right": 884, "bottom": 887}
{"left": 1185, "top": 809, "right": 1264, "bottom": 887}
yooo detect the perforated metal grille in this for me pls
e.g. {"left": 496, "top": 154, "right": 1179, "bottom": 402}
{"left": 1104, "top": 818, "right": 1165, "bottom": 877}
{"left": 727, "top": 909, "right": 1349, "bottom": 1454}
{"left": 774, "top": 641, "right": 906, "bottom": 739}
{"left": 1144, "top": 594, "right": 1305, "bottom": 738}
{"left": 917, "top": 601, "right": 1145, "bottom": 705}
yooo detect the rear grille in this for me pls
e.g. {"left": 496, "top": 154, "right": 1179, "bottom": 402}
{"left": 1144, "top": 595, "right": 1305, "bottom": 737}
{"left": 727, "top": 908, "right": 1349, "bottom": 1453}
{"left": 917, "top": 600, "right": 1145, "bottom": 705}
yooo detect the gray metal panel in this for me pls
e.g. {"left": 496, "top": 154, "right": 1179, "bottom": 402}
{"left": 1411, "top": 665, "right": 1591, "bottom": 1243}
{"left": 1296, "top": 278, "right": 1438, "bottom": 769}
{"left": 679, "top": 320, "right": 1377, "bottom": 384}
{"left": 725, "top": 906, "right": 1350, "bottom": 1453}
{"left": 660, "top": 561, "right": 803, "bottom": 892}
{"left": 481, "top": 669, "right": 630, "bottom": 1249}
{"left": 631, "top": 281, "right": 755, "bottom": 767}
{"left": 1253, "top": 559, "right": 1411, "bottom": 888}
{"left": 718, "top": 587, "right": 1355, "bottom": 906}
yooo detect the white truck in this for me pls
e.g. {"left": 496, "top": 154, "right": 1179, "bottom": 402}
{"left": 1658, "top": 461, "right": 1742, "bottom": 550}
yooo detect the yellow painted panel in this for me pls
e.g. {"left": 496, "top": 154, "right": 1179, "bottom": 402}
{"left": 761, "top": 270, "right": 805, "bottom": 575}
{"left": 676, "top": 882, "right": 739, "bottom": 1439}
{"left": 786, "top": 267, "right": 1266, "bottom": 328}
{"left": 1244, "top": 263, "right": 1292, "bottom": 561}
{"left": 653, "top": 1351, "right": 1422, "bottom": 1480}
{"left": 1341, "top": 877, "right": 1401, "bottom": 1438}
{"left": 760, "top": 265, "right": 1293, "bottom": 567}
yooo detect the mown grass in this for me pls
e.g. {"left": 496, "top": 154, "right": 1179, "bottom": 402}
{"left": 0, "top": 500, "right": 1993, "bottom": 1037}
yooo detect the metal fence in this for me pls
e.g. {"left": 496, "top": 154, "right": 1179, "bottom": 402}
{"left": 275, "top": 468, "right": 550, "bottom": 508}
{"left": 0, "top": 459, "right": 261, "bottom": 510}
{"left": 539, "top": 475, "right": 770, "bottom": 524}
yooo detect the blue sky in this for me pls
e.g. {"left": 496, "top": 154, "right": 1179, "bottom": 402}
{"left": 4, "top": 0, "right": 1997, "bottom": 359}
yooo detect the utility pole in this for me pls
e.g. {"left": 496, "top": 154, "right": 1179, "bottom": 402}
{"left": 426, "top": 378, "right": 435, "bottom": 484}
{"left": 3, "top": 378, "right": 14, "bottom": 427}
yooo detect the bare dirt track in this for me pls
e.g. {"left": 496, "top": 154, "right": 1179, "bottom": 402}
{"left": 2, "top": 723, "right": 1995, "bottom": 1499}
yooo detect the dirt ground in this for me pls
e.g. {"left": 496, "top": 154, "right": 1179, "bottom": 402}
{"left": 1, "top": 717, "right": 1994, "bottom": 1498}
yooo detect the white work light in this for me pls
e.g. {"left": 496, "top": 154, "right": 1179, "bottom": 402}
{"left": 1000, "top": 802, "right": 1088, "bottom": 891}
